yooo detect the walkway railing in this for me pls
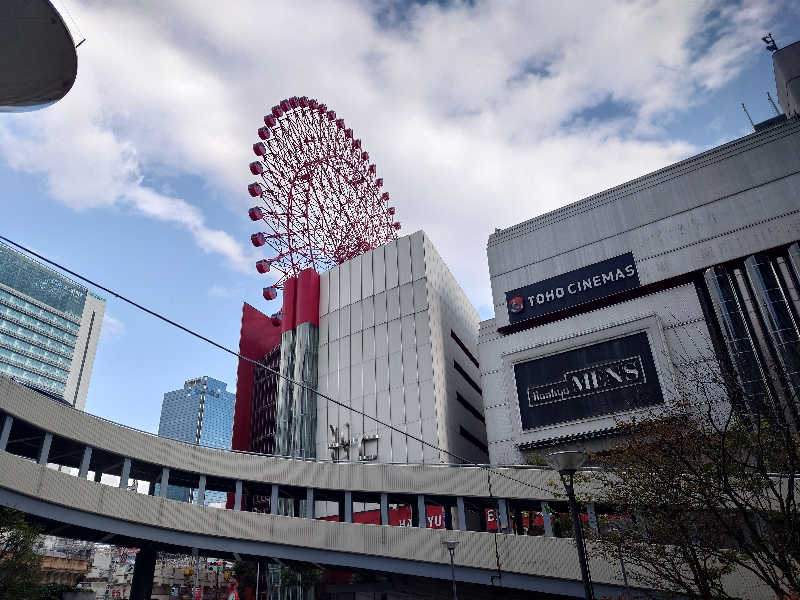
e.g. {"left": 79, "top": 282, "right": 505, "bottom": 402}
{"left": 0, "top": 376, "right": 772, "bottom": 598}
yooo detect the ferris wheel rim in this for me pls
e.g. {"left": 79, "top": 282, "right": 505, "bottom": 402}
{"left": 247, "top": 96, "right": 400, "bottom": 296}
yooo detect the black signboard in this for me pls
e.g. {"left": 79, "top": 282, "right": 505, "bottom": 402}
{"left": 505, "top": 253, "right": 640, "bottom": 323}
{"left": 514, "top": 331, "right": 663, "bottom": 430}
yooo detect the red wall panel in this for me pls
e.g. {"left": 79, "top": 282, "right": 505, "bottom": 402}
{"left": 231, "top": 303, "right": 282, "bottom": 452}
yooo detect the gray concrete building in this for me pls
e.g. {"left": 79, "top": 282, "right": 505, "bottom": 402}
{"left": 479, "top": 114, "right": 800, "bottom": 465}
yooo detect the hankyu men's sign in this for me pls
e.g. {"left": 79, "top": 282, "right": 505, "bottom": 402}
{"left": 514, "top": 331, "right": 663, "bottom": 430}
{"left": 505, "top": 253, "right": 640, "bottom": 323}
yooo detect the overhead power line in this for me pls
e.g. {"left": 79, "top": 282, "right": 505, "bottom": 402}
{"left": 0, "top": 234, "right": 555, "bottom": 496}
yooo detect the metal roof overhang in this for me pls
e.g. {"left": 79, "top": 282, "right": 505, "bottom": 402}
{"left": 0, "top": 0, "right": 78, "bottom": 111}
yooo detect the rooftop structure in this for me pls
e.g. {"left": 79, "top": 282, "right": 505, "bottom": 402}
{"left": 0, "top": 0, "right": 78, "bottom": 111}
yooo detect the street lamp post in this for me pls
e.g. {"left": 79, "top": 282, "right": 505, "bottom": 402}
{"left": 548, "top": 451, "right": 594, "bottom": 600}
{"left": 441, "top": 539, "right": 460, "bottom": 600}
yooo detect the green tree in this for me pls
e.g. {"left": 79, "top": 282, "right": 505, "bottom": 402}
{"left": 232, "top": 560, "right": 258, "bottom": 588}
{"left": 279, "top": 563, "right": 321, "bottom": 590}
{"left": 39, "top": 583, "right": 79, "bottom": 600}
{"left": 0, "top": 508, "right": 43, "bottom": 600}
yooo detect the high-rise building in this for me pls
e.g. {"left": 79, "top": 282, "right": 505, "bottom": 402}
{"left": 157, "top": 376, "right": 235, "bottom": 504}
{"left": 233, "top": 231, "right": 487, "bottom": 467}
{"left": 0, "top": 241, "right": 105, "bottom": 409}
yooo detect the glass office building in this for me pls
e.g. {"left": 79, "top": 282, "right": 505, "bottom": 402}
{"left": 0, "top": 241, "right": 105, "bottom": 409}
{"left": 157, "top": 376, "right": 235, "bottom": 504}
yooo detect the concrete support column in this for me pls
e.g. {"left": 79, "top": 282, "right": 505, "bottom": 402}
{"left": 78, "top": 446, "right": 92, "bottom": 479}
{"left": 305, "top": 488, "right": 314, "bottom": 519}
{"left": 38, "top": 432, "right": 52, "bottom": 466}
{"left": 344, "top": 491, "right": 353, "bottom": 523}
{"left": 456, "top": 497, "right": 466, "bottom": 531}
{"left": 93, "top": 470, "right": 102, "bottom": 483}
{"left": 270, "top": 484, "right": 279, "bottom": 515}
{"left": 587, "top": 502, "right": 599, "bottom": 535}
{"left": 514, "top": 507, "right": 524, "bottom": 535}
{"left": 541, "top": 502, "right": 554, "bottom": 537}
{"left": 497, "top": 499, "right": 509, "bottom": 534}
{"left": 147, "top": 481, "right": 155, "bottom": 495}
{"left": 129, "top": 545, "right": 157, "bottom": 600}
{"left": 196, "top": 475, "right": 206, "bottom": 506}
{"left": 118, "top": 458, "right": 131, "bottom": 489}
{"left": 380, "top": 493, "right": 389, "bottom": 525}
{"left": 417, "top": 495, "right": 426, "bottom": 528}
{"left": 159, "top": 467, "right": 170, "bottom": 498}
{"left": 0, "top": 415, "right": 12, "bottom": 451}
{"left": 234, "top": 480, "right": 243, "bottom": 511}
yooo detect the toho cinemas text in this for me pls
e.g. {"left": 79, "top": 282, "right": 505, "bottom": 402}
{"left": 524, "top": 263, "right": 635, "bottom": 309}
{"left": 506, "top": 252, "right": 641, "bottom": 323}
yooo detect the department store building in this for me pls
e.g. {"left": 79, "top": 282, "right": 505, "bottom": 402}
{"left": 479, "top": 112, "right": 800, "bottom": 465}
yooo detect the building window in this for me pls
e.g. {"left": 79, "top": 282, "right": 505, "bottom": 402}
{"left": 744, "top": 253, "right": 800, "bottom": 400}
{"left": 0, "top": 242, "right": 88, "bottom": 319}
{"left": 456, "top": 391, "right": 485, "bottom": 424}
{"left": 459, "top": 426, "right": 488, "bottom": 455}
{"left": 453, "top": 360, "right": 482, "bottom": 395}
{"left": 704, "top": 264, "right": 772, "bottom": 412}
{"left": 450, "top": 330, "right": 479, "bottom": 368}
{"left": 251, "top": 345, "right": 281, "bottom": 455}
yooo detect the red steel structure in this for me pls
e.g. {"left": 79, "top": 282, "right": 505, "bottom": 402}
{"left": 231, "top": 304, "right": 283, "bottom": 453}
{"left": 247, "top": 95, "right": 400, "bottom": 300}
{"left": 232, "top": 270, "right": 321, "bottom": 447}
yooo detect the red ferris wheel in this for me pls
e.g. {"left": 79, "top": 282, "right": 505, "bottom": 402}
{"left": 247, "top": 96, "right": 400, "bottom": 301}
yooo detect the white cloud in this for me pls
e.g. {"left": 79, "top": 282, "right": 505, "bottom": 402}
{"left": 0, "top": 0, "right": 785, "bottom": 310}
{"left": 100, "top": 313, "right": 126, "bottom": 340}
{"left": 208, "top": 284, "right": 242, "bottom": 299}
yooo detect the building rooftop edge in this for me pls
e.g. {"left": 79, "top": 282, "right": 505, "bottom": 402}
{"left": 487, "top": 117, "right": 800, "bottom": 247}
{"left": 0, "top": 239, "right": 106, "bottom": 303}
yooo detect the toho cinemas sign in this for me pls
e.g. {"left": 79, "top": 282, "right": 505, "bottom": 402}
{"left": 506, "top": 253, "right": 640, "bottom": 323}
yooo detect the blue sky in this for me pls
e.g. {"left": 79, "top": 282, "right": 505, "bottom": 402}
{"left": 1, "top": 0, "right": 798, "bottom": 432}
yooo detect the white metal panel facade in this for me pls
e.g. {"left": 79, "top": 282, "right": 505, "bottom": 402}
{"left": 315, "top": 231, "right": 484, "bottom": 464}
{"left": 65, "top": 292, "right": 106, "bottom": 411}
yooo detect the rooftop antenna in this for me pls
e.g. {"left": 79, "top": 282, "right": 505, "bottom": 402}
{"left": 767, "top": 92, "right": 781, "bottom": 116}
{"left": 741, "top": 103, "right": 756, "bottom": 131}
{"left": 762, "top": 33, "right": 778, "bottom": 52}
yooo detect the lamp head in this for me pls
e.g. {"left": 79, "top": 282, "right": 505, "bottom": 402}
{"left": 546, "top": 450, "right": 588, "bottom": 473}
{"left": 441, "top": 539, "right": 460, "bottom": 551}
